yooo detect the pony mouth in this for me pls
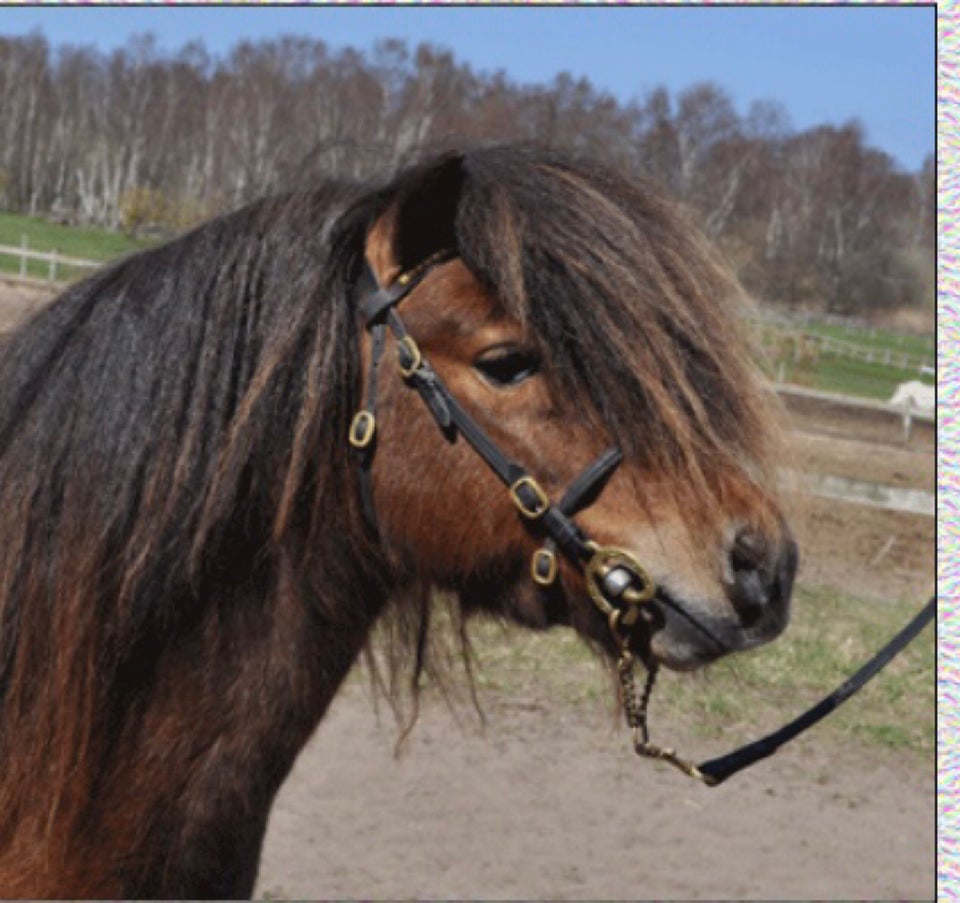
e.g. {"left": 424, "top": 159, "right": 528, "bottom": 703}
{"left": 637, "top": 586, "right": 789, "bottom": 673}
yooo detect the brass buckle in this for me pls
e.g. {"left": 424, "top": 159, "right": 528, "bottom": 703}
{"left": 531, "top": 548, "right": 558, "bottom": 586}
{"left": 397, "top": 336, "right": 422, "bottom": 377}
{"left": 348, "top": 410, "right": 376, "bottom": 449}
{"left": 583, "top": 542, "right": 655, "bottom": 618}
{"left": 509, "top": 476, "right": 550, "bottom": 519}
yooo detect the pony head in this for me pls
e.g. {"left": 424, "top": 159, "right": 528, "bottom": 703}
{"left": 354, "top": 147, "right": 796, "bottom": 671}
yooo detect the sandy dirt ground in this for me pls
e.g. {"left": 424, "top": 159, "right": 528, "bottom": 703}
{"left": 255, "top": 408, "right": 935, "bottom": 900}
{"left": 256, "top": 686, "right": 933, "bottom": 901}
{"left": 0, "top": 281, "right": 935, "bottom": 900}
{"left": 783, "top": 431, "right": 935, "bottom": 605}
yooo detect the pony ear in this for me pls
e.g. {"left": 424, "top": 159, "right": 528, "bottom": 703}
{"left": 365, "top": 154, "right": 464, "bottom": 284}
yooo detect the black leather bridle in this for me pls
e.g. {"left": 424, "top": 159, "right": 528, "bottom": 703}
{"left": 348, "top": 250, "right": 656, "bottom": 626}
{"left": 347, "top": 251, "right": 935, "bottom": 787}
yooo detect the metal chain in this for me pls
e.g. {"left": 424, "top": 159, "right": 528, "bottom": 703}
{"left": 612, "top": 613, "right": 713, "bottom": 784}
{"left": 615, "top": 644, "right": 650, "bottom": 745}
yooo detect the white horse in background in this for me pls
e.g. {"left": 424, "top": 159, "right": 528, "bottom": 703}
{"left": 889, "top": 379, "right": 935, "bottom": 410}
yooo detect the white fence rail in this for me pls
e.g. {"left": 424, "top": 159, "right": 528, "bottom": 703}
{"left": 750, "top": 309, "right": 935, "bottom": 349}
{"left": 748, "top": 317, "right": 934, "bottom": 376}
{"left": 810, "top": 332, "right": 933, "bottom": 372}
{"left": 0, "top": 238, "right": 100, "bottom": 285}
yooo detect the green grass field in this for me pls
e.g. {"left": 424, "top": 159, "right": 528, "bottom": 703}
{"left": 0, "top": 212, "right": 155, "bottom": 282}
{"left": 802, "top": 320, "right": 934, "bottom": 359}
{"left": 770, "top": 353, "right": 935, "bottom": 401}
{"left": 751, "top": 315, "right": 935, "bottom": 400}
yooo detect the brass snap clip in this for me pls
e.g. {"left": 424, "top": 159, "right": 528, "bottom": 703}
{"left": 632, "top": 735, "right": 714, "bottom": 785}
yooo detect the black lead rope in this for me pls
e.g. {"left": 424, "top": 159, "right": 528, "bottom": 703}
{"left": 693, "top": 594, "right": 936, "bottom": 786}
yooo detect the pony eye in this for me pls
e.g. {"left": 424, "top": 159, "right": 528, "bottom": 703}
{"left": 474, "top": 347, "right": 541, "bottom": 388}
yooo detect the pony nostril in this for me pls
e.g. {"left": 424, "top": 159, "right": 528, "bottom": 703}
{"left": 730, "top": 528, "right": 768, "bottom": 574}
{"left": 726, "top": 528, "right": 776, "bottom": 619}
{"left": 725, "top": 527, "right": 797, "bottom": 626}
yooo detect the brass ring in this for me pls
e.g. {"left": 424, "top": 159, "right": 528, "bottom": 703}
{"left": 583, "top": 543, "right": 656, "bottom": 616}
{"left": 348, "top": 410, "right": 376, "bottom": 449}
{"left": 531, "top": 548, "right": 558, "bottom": 586}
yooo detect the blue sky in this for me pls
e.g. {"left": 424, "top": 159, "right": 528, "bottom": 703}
{"left": 0, "top": 5, "right": 936, "bottom": 172}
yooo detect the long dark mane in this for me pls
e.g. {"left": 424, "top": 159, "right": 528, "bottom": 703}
{"left": 0, "top": 183, "right": 385, "bottom": 866}
{"left": 0, "top": 145, "right": 780, "bottom": 890}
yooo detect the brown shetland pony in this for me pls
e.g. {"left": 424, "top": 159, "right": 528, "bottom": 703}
{"left": 0, "top": 146, "right": 796, "bottom": 898}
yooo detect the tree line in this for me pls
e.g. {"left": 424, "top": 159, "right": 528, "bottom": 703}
{"left": 0, "top": 32, "right": 934, "bottom": 315}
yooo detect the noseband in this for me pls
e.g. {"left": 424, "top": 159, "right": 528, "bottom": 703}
{"left": 348, "top": 251, "right": 655, "bottom": 628}
{"left": 347, "top": 251, "right": 935, "bottom": 788}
